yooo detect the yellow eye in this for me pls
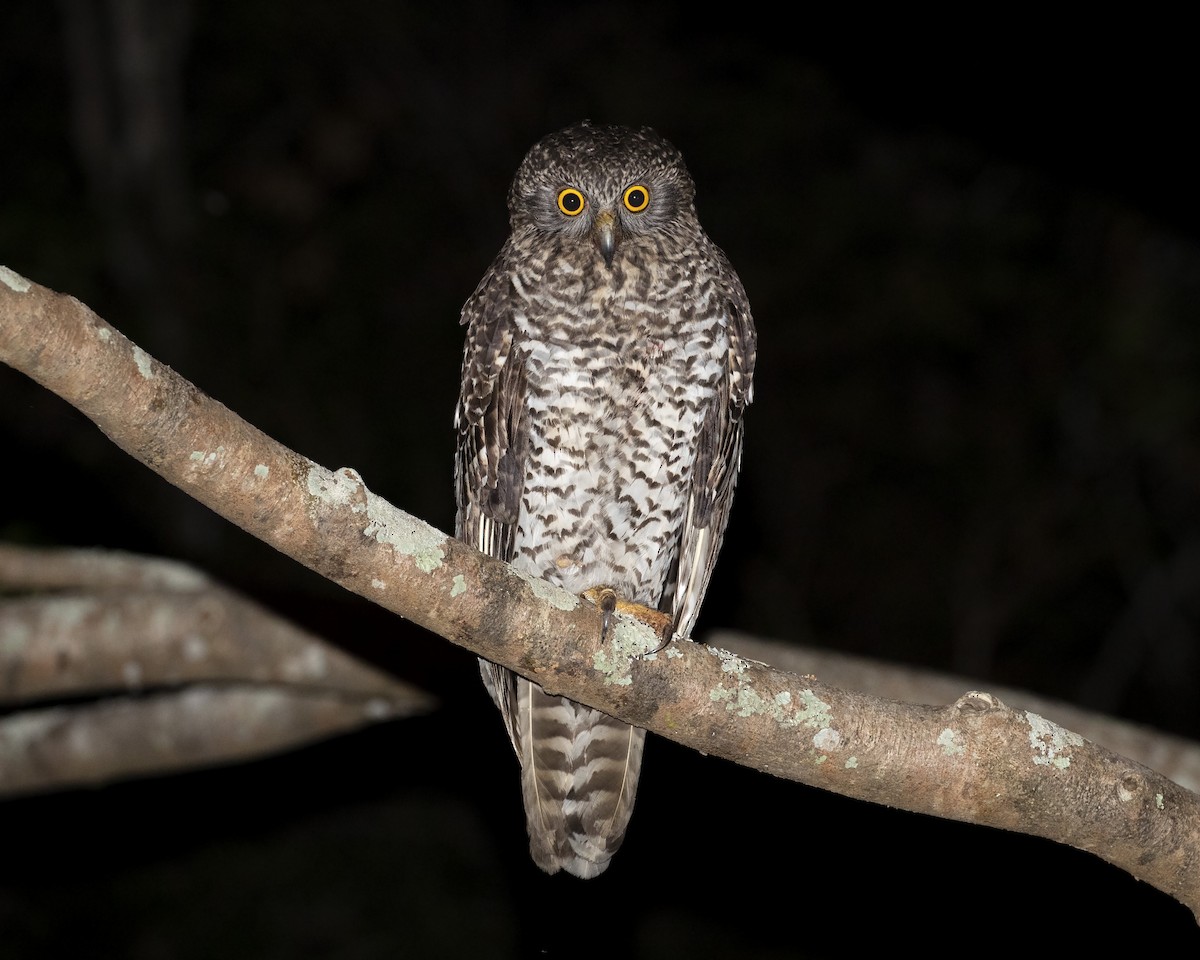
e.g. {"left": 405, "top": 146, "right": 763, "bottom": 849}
{"left": 557, "top": 188, "right": 585, "bottom": 216}
{"left": 622, "top": 184, "right": 650, "bottom": 213}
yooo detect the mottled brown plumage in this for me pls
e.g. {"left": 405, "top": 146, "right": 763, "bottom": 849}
{"left": 455, "top": 121, "right": 755, "bottom": 877}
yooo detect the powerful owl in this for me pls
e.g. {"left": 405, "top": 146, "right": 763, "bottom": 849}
{"left": 455, "top": 121, "right": 755, "bottom": 878}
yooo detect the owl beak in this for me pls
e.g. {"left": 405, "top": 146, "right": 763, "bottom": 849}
{"left": 593, "top": 209, "right": 620, "bottom": 268}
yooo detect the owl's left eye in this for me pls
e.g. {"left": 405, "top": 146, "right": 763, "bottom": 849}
{"left": 622, "top": 184, "right": 650, "bottom": 213}
{"left": 557, "top": 188, "right": 585, "bottom": 216}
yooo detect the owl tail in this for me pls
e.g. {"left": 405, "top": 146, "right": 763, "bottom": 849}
{"left": 516, "top": 676, "right": 646, "bottom": 878}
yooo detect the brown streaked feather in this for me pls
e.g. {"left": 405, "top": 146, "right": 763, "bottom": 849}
{"left": 518, "top": 679, "right": 646, "bottom": 878}
{"left": 660, "top": 289, "right": 757, "bottom": 641}
{"left": 456, "top": 260, "right": 527, "bottom": 747}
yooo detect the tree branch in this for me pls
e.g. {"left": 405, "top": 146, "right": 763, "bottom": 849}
{"left": 2, "top": 265, "right": 1198, "bottom": 916}
{"left": 714, "top": 630, "right": 1200, "bottom": 794}
{"left": 0, "top": 544, "right": 432, "bottom": 795}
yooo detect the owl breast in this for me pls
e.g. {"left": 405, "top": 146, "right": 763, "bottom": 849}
{"left": 512, "top": 264, "right": 726, "bottom": 604}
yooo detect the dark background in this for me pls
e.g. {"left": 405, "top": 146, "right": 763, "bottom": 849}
{"left": 3, "top": 3, "right": 1200, "bottom": 954}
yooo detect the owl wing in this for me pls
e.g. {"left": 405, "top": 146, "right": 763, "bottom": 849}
{"left": 454, "top": 254, "right": 528, "bottom": 747}
{"left": 660, "top": 259, "right": 757, "bottom": 640}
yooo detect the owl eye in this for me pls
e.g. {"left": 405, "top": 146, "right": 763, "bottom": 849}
{"left": 557, "top": 188, "right": 585, "bottom": 216}
{"left": 622, "top": 184, "right": 650, "bottom": 213}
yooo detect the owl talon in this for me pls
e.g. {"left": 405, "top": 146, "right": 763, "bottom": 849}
{"left": 582, "top": 587, "right": 672, "bottom": 653}
{"left": 583, "top": 586, "right": 619, "bottom": 643}
{"left": 645, "top": 625, "right": 675, "bottom": 656}
{"left": 640, "top": 613, "right": 675, "bottom": 656}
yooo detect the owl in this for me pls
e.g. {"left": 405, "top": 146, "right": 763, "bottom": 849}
{"left": 455, "top": 121, "right": 755, "bottom": 878}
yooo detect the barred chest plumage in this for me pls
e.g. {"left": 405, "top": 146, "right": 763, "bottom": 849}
{"left": 511, "top": 258, "right": 727, "bottom": 605}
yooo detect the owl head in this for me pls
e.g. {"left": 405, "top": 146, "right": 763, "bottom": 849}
{"left": 507, "top": 121, "right": 698, "bottom": 267}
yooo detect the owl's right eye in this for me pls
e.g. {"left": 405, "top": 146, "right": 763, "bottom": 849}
{"left": 556, "top": 188, "right": 585, "bottom": 216}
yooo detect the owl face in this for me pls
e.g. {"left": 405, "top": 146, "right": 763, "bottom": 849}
{"left": 508, "top": 122, "right": 697, "bottom": 266}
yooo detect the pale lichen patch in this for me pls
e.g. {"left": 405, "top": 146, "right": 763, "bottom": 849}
{"left": 793, "top": 689, "right": 833, "bottom": 729}
{"left": 189, "top": 446, "right": 227, "bottom": 469}
{"left": 709, "top": 681, "right": 833, "bottom": 732}
{"left": 592, "top": 647, "right": 632, "bottom": 686}
{"left": 593, "top": 616, "right": 658, "bottom": 685}
{"left": 1026, "top": 711, "right": 1083, "bottom": 769}
{"left": 307, "top": 465, "right": 366, "bottom": 510}
{"left": 937, "top": 728, "right": 966, "bottom": 757}
{"left": 0, "top": 265, "right": 31, "bottom": 292}
{"left": 709, "top": 682, "right": 762, "bottom": 717}
{"left": 97, "top": 327, "right": 111, "bottom": 342}
{"left": 813, "top": 727, "right": 843, "bottom": 751}
{"left": 370, "top": 578, "right": 386, "bottom": 591}
{"left": 364, "top": 495, "right": 446, "bottom": 573}
{"left": 1156, "top": 793, "right": 1165, "bottom": 810}
{"left": 707, "top": 645, "right": 749, "bottom": 675}
{"left": 515, "top": 569, "right": 580, "bottom": 611}
{"left": 450, "top": 574, "right": 467, "bottom": 597}
{"left": 132, "top": 345, "right": 155, "bottom": 379}
{"left": 304, "top": 464, "right": 449, "bottom": 573}
{"left": 253, "top": 464, "right": 269, "bottom": 479}
{"left": 845, "top": 756, "right": 858, "bottom": 769}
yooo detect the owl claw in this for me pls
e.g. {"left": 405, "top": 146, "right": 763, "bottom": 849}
{"left": 583, "top": 587, "right": 619, "bottom": 644}
{"left": 646, "top": 625, "right": 675, "bottom": 656}
{"left": 634, "top": 608, "right": 674, "bottom": 656}
{"left": 582, "top": 587, "right": 672, "bottom": 654}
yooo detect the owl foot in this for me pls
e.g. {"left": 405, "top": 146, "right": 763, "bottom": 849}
{"left": 582, "top": 586, "right": 674, "bottom": 655}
